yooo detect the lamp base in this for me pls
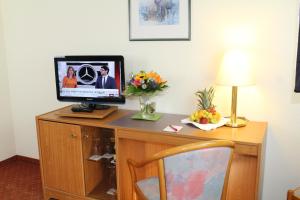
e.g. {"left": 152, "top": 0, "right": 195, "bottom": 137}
{"left": 225, "top": 117, "right": 248, "bottom": 128}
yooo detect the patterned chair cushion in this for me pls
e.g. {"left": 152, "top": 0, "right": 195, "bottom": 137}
{"left": 136, "top": 176, "right": 160, "bottom": 200}
{"left": 164, "top": 147, "right": 231, "bottom": 200}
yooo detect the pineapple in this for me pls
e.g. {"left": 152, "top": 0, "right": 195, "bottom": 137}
{"left": 196, "top": 87, "right": 215, "bottom": 111}
{"left": 189, "top": 87, "right": 221, "bottom": 124}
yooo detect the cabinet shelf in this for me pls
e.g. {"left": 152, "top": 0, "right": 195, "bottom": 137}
{"left": 87, "top": 182, "right": 117, "bottom": 200}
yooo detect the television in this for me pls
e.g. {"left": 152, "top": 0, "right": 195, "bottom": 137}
{"left": 54, "top": 55, "right": 125, "bottom": 112}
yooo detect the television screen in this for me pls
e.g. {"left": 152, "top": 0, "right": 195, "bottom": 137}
{"left": 54, "top": 56, "right": 125, "bottom": 105}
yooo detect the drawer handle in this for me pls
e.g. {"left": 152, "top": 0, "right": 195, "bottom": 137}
{"left": 70, "top": 133, "right": 77, "bottom": 138}
{"left": 84, "top": 134, "right": 89, "bottom": 140}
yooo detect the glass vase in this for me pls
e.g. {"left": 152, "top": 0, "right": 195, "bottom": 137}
{"left": 138, "top": 95, "right": 156, "bottom": 119}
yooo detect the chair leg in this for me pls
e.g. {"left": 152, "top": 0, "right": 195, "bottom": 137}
{"left": 133, "top": 190, "right": 137, "bottom": 200}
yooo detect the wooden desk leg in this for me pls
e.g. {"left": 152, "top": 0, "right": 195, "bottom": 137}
{"left": 226, "top": 154, "right": 258, "bottom": 200}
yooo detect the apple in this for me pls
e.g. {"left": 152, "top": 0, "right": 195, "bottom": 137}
{"left": 199, "top": 117, "right": 209, "bottom": 124}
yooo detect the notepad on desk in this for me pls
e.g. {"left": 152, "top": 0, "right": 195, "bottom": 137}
{"left": 163, "top": 125, "right": 183, "bottom": 133}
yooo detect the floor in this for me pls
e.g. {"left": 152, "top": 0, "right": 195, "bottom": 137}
{"left": 0, "top": 157, "right": 43, "bottom": 200}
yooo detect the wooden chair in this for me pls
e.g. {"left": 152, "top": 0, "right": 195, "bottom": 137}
{"left": 127, "top": 140, "right": 235, "bottom": 200}
{"left": 288, "top": 187, "right": 300, "bottom": 200}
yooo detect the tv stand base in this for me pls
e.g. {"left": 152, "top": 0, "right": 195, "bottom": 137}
{"left": 71, "top": 103, "right": 93, "bottom": 112}
{"left": 91, "top": 104, "right": 111, "bottom": 110}
{"left": 71, "top": 103, "right": 111, "bottom": 112}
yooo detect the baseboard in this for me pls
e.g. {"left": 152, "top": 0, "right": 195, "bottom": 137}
{"left": 0, "top": 155, "right": 39, "bottom": 166}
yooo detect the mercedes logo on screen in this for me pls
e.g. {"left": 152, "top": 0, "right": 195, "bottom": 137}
{"left": 77, "top": 64, "right": 98, "bottom": 84}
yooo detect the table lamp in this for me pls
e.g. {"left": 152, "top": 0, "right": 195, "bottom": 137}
{"left": 216, "top": 49, "right": 254, "bottom": 127}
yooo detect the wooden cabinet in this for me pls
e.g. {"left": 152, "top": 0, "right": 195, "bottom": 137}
{"left": 36, "top": 106, "right": 267, "bottom": 200}
{"left": 37, "top": 120, "right": 116, "bottom": 200}
{"left": 38, "top": 121, "right": 85, "bottom": 197}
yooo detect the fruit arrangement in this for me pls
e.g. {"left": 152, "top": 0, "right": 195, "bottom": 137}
{"left": 189, "top": 87, "right": 221, "bottom": 124}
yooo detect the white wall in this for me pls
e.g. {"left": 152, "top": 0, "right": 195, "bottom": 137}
{"left": 1, "top": 0, "right": 300, "bottom": 199}
{"left": 0, "top": 0, "right": 15, "bottom": 161}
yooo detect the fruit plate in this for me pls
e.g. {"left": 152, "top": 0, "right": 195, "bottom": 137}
{"left": 181, "top": 117, "right": 229, "bottom": 131}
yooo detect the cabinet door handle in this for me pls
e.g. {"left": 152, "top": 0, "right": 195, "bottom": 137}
{"left": 84, "top": 134, "right": 89, "bottom": 140}
{"left": 70, "top": 133, "right": 77, "bottom": 138}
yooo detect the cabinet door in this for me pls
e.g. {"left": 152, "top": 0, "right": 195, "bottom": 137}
{"left": 39, "top": 121, "right": 85, "bottom": 196}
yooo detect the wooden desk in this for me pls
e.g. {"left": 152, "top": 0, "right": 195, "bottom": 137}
{"left": 36, "top": 106, "right": 267, "bottom": 200}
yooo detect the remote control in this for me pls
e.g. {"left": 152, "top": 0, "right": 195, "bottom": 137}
{"left": 71, "top": 106, "right": 93, "bottom": 112}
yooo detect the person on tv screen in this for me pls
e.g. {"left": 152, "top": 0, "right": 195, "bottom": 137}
{"left": 62, "top": 66, "right": 77, "bottom": 88}
{"left": 95, "top": 66, "right": 117, "bottom": 89}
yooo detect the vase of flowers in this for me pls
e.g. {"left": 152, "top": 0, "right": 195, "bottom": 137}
{"left": 125, "top": 70, "right": 168, "bottom": 120}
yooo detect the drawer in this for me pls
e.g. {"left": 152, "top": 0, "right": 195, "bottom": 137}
{"left": 116, "top": 129, "right": 201, "bottom": 146}
{"left": 234, "top": 143, "right": 258, "bottom": 156}
{"left": 116, "top": 129, "right": 258, "bottom": 156}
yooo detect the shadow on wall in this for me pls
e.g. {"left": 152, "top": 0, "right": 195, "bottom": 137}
{"left": 291, "top": 92, "right": 300, "bottom": 104}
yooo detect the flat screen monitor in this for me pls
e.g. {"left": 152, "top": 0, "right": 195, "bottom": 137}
{"left": 54, "top": 55, "right": 125, "bottom": 109}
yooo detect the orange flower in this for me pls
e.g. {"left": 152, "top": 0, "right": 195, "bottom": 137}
{"left": 147, "top": 71, "right": 163, "bottom": 84}
{"left": 134, "top": 76, "right": 141, "bottom": 81}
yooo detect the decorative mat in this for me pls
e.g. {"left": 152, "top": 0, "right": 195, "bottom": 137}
{"left": 131, "top": 112, "right": 161, "bottom": 121}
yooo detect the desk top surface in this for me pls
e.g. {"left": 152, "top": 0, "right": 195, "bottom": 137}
{"left": 37, "top": 106, "right": 267, "bottom": 145}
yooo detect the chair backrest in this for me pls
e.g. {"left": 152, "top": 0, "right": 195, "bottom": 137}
{"left": 158, "top": 141, "right": 234, "bottom": 200}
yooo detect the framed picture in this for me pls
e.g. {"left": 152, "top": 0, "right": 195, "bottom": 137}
{"left": 129, "top": 0, "right": 191, "bottom": 41}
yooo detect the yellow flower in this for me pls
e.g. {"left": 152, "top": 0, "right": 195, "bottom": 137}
{"left": 135, "top": 72, "right": 146, "bottom": 81}
{"left": 134, "top": 76, "right": 141, "bottom": 81}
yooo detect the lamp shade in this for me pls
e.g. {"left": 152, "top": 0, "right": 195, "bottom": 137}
{"left": 216, "top": 49, "right": 255, "bottom": 86}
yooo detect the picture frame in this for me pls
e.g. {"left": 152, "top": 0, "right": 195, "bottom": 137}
{"left": 129, "top": 0, "right": 191, "bottom": 41}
